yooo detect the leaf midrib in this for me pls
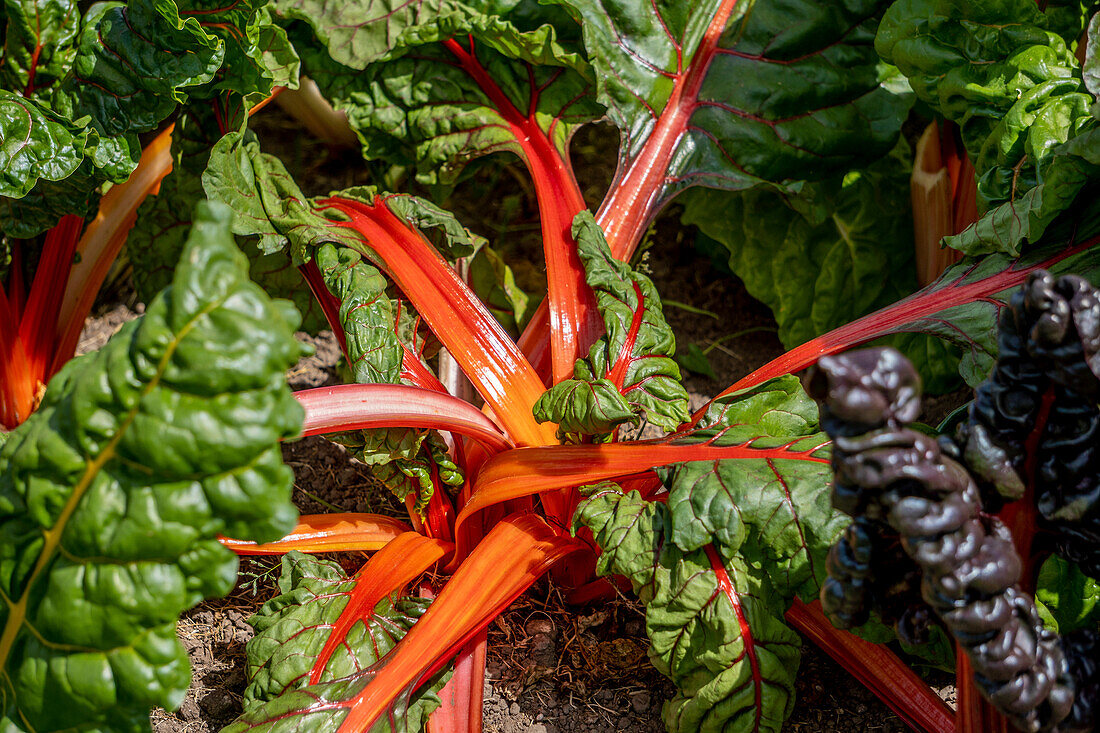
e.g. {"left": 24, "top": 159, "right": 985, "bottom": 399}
{"left": 0, "top": 296, "right": 223, "bottom": 673}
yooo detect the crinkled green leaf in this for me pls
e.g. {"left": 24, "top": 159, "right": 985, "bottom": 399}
{"left": 942, "top": 129, "right": 1100, "bottom": 257}
{"left": 0, "top": 200, "right": 305, "bottom": 732}
{"left": 576, "top": 485, "right": 800, "bottom": 733}
{"left": 660, "top": 376, "right": 841, "bottom": 597}
{"left": 298, "top": 6, "right": 601, "bottom": 185}
{"left": 1, "top": 0, "right": 79, "bottom": 94}
{"left": 0, "top": 90, "right": 88, "bottom": 198}
{"left": 129, "top": 106, "right": 327, "bottom": 330}
{"left": 203, "top": 133, "right": 480, "bottom": 266}
{"left": 0, "top": 157, "right": 99, "bottom": 238}
{"left": 1085, "top": 11, "right": 1100, "bottom": 103}
{"left": 1043, "top": 0, "right": 1095, "bottom": 49}
{"left": 532, "top": 378, "right": 634, "bottom": 439}
{"left": 1035, "top": 555, "right": 1100, "bottom": 633}
{"left": 333, "top": 428, "right": 462, "bottom": 514}
{"left": 223, "top": 552, "right": 447, "bottom": 733}
{"left": 254, "top": 9, "right": 302, "bottom": 92}
{"left": 176, "top": 0, "right": 299, "bottom": 99}
{"left": 316, "top": 242, "right": 403, "bottom": 384}
{"left": 202, "top": 127, "right": 362, "bottom": 259}
{"left": 552, "top": 0, "right": 909, "bottom": 201}
{"left": 534, "top": 213, "right": 689, "bottom": 437}
{"left": 877, "top": 0, "right": 1096, "bottom": 223}
{"left": 242, "top": 553, "right": 445, "bottom": 715}
{"left": 680, "top": 143, "right": 918, "bottom": 349}
{"left": 58, "top": 0, "right": 224, "bottom": 136}
{"left": 277, "top": 0, "right": 557, "bottom": 70}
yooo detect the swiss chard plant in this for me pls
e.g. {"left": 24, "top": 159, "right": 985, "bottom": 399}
{"left": 2, "top": 0, "right": 1100, "bottom": 731}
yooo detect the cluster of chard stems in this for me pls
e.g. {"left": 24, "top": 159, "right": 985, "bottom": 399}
{"left": 3, "top": 20, "right": 1097, "bottom": 733}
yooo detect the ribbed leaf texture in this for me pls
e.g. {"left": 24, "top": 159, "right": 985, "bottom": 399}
{"left": 678, "top": 141, "right": 963, "bottom": 390}
{"left": 202, "top": 129, "right": 361, "bottom": 259}
{"left": 574, "top": 376, "right": 844, "bottom": 732}
{"left": 576, "top": 486, "right": 801, "bottom": 733}
{"left": 331, "top": 428, "right": 462, "bottom": 515}
{"left": 59, "top": 0, "right": 223, "bottom": 136}
{"left": 0, "top": 201, "right": 305, "bottom": 731}
{"left": 877, "top": 0, "right": 1099, "bottom": 255}
{"left": 315, "top": 242, "right": 403, "bottom": 384}
{"left": 534, "top": 213, "right": 690, "bottom": 438}
{"left": 0, "top": 91, "right": 89, "bottom": 199}
{"left": 128, "top": 105, "right": 325, "bottom": 330}
{"left": 294, "top": 2, "right": 601, "bottom": 185}
{"left": 664, "top": 376, "right": 842, "bottom": 597}
{"left": 553, "top": 0, "right": 909, "bottom": 202}
{"left": 0, "top": 0, "right": 292, "bottom": 238}
{"left": 175, "top": 0, "right": 300, "bottom": 100}
{"left": 223, "top": 552, "right": 448, "bottom": 733}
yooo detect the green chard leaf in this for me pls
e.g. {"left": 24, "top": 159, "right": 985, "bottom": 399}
{"left": 0, "top": 0, "right": 239, "bottom": 237}
{"left": 680, "top": 142, "right": 964, "bottom": 391}
{"left": 576, "top": 486, "right": 800, "bottom": 733}
{"left": 331, "top": 427, "right": 462, "bottom": 515}
{"left": 315, "top": 242, "right": 403, "bottom": 384}
{"left": 680, "top": 143, "right": 917, "bottom": 349}
{"left": 129, "top": 105, "right": 327, "bottom": 330}
{"left": 58, "top": 0, "right": 224, "bottom": 136}
{"left": 1085, "top": 11, "right": 1100, "bottom": 103}
{"left": 0, "top": 201, "right": 305, "bottom": 731}
{"left": 175, "top": 0, "right": 300, "bottom": 100}
{"left": 0, "top": 90, "right": 89, "bottom": 198}
{"left": 203, "top": 127, "right": 349, "bottom": 258}
{"left": 1, "top": 0, "right": 80, "bottom": 94}
{"left": 231, "top": 551, "right": 448, "bottom": 733}
{"left": 665, "top": 375, "right": 842, "bottom": 597}
{"left": 1035, "top": 555, "right": 1100, "bottom": 633}
{"left": 552, "top": 0, "right": 910, "bottom": 204}
{"left": 877, "top": 0, "right": 1098, "bottom": 254}
{"left": 534, "top": 213, "right": 690, "bottom": 439}
{"left": 575, "top": 377, "right": 844, "bottom": 732}
{"left": 295, "top": 4, "right": 602, "bottom": 186}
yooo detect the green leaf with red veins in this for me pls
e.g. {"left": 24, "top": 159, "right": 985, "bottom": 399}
{"left": 239, "top": 552, "right": 448, "bottom": 730}
{"left": 176, "top": 0, "right": 300, "bottom": 100}
{"left": 202, "top": 129, "right": 364, "bottom": 258}
{"left": 0, "top": 91, "right": 88, "bottom": 198}
{"left": 534, "top": 213, "right": 689, "bottom": 438}
{"left": 0, "top": 159, "right": 100, "bottom": 238}
{"left": 1, "top": 0, "right": 79, "bottom": 95}
{"left": 575, "top": 485, "right": 801, "bottom": 733}
{"left": 299, "top": 11, "right": 600, "bottom": 186}
{"left": 552, "top": 0, "right": 909, "bottom": 233}
{"left": 333, "top": 426, "right": 462, "bottom": 515}
{"left": 56, "top": 0, "right": 223, "bottom": 136}
{"left": 663, "top": 376, "right": 842, "bottom": 597}
{"left": 943, "top": 127, "right": 1100, "bottom": 258}
{"left": 680, "top": 142, "right": 917, "bottom": 350}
